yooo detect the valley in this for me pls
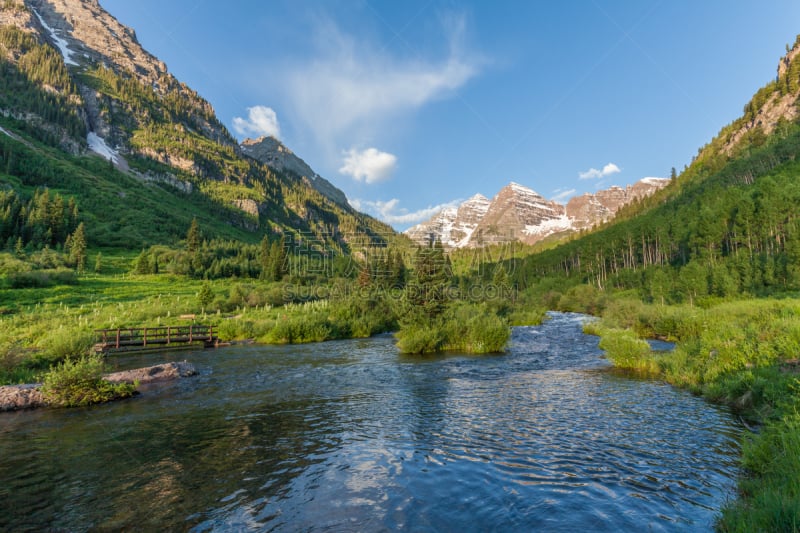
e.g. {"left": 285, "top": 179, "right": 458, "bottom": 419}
{"left": 1, "top": 0, "right": 800, "bottom": 530}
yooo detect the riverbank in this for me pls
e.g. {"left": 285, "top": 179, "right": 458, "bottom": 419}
{"left": 585, "top": 297, "right": 800, "bottom": 531}
{"left": 0, "top": 361, "right": 197, "bottom": 412}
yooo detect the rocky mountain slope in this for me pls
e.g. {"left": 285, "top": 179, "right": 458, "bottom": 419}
{"left": 405, "top": 178, "right": 669, "bottom": 248}
{"left": 0, "top": 0, "right": 391, "bottom": 250}
{"left": 565, "top": 178, "right": 670, "bottom": 230}
{"left": 240, "top": 136, "right": 348, "bottom": 206}
{"left": 405, "top": 194, "right": 490, "bottom": 247}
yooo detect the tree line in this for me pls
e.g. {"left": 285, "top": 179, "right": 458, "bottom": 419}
{"left": 0, "top": 187, "right": 80, "bottom": 251}
{"left": 504, "top": 120, "right": 800, "bottom": 304}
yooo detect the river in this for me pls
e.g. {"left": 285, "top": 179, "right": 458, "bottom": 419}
{"left": 0, "top": 312, "right": 742, "bottom": 531}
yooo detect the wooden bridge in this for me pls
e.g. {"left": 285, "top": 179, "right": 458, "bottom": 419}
{"left": 94, "top": 325, "right": 219, "bottom": 354}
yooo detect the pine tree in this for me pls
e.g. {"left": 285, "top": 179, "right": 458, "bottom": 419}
{"left": 69, "top": 222, "right": 86, "bottom": 272}
{"left": 258, "top": 235, "right": 271, "bottom": 280}
{"left": 357, "top": 259, "right": 372, "bottom": 288}
{"left": 493, "top": 264, "right": 509, "bottom": 287}
{"left": 198, "top": 281, "right": 213, "bottom": 310}
{"left": 267, "top": 236, "right": 287, "bottom": 281}
{"left": 186, "top": 217, "right": 200, "bottom": 253}
{"left": 405, "top": 243, "right": 450, "bottom": 320}
{"left": 389, "top": 249, "right": 407, "bottom": 288}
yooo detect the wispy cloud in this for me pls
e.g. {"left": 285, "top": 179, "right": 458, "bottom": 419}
{"left": 339, "top": 147, "right": 397, "bottom": 184}
{"left": 282, "top": 13, "right": 481, "bottom": 152}
{"left": 579, "top": 162, "right": 621, "bottom": 180}
{"left": 551, "top": 188, "right": 577, "bottom": 202}
{"left": 349, "top": 197, "right": 462, "bottom": 226}
{"left": 233, "top": 105, "right": 281, "bottom": 139}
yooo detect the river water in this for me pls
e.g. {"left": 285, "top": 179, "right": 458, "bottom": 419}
{"left": 0, "top": 313, "right": 742, "bottom": 532}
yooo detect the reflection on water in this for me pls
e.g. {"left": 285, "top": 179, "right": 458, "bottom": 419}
{"left": 0, "top": 313, "right": 741, "bottom": 531}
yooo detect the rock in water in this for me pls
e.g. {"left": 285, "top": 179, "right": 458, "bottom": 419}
{"left": 104, "top": 361, "right": 198, "bottom": 384}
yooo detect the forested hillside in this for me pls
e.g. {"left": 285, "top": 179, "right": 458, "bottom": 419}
{"left": 505, "top": 35, "right": 800, "bottom": 304}
{"left": 0, "top": 0, "right": 396, "bottom": 253}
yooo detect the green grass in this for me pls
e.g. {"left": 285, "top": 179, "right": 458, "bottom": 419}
{"left": 395, "top": 302, "right": 511, "bottom": 355}
{"left": 0, "top": 254, "right": 404, "bottom": 383}
{"left": 591, "top": 326, "right": 659, "bottom": 374}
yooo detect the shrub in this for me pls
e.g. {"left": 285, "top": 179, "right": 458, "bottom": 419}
{"left": 265, "top": 313, "right": 332, "bottom": 344}
{"left": 597, "top": 328, "right": 658, "bottom": 373}
{"left": 464, "top": 312, "right": 510, "bottom": 353}
{"left": 7, "top": 268, "right": 77, "bottom": 288}
{"left": 41, "top": 354, "right": 137, "bottom": 407}
{"left": 601, "top": 298, "right": 646, "bottom": 331}
{"left": 397, "top": 303, "right": 510, "bottom": 355}
{"left": 557, "top": 284, "right": 607, "bottom": 315}
{"left": 396, "top": 325, "right": 442, "bottom": 354}
{"left": 39, "top": 327, "right": 95, "bottom": 360}
{"left": 508, "top": 307, "right": 546, "bottom": 326}
{"left": 0, "top": 341, "right": 42, "bottom": 385}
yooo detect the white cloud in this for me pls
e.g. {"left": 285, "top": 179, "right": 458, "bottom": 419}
{"left": 349, "top": 197, "right": 462, "bottom": 226}
{"left": 339, "top": 147, "right": 397, "bottom": 184}
{"left": 551, "top": 188, "right": 577, "bottom": 202}
{"left": 282, "top": 14, "right": 481, "bottom": 151}
{"left": 232, "top": 105, "right": 281, "bottom": 139}
{"left": 579, "top": 162, "right": 621, "bottom": 180}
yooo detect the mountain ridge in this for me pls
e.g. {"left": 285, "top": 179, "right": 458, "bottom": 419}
{"left": 240, "top": 136, "right": 349, "bottom": 207}
{"left": 405, "top": 177, "right": 669, "bottom": 248}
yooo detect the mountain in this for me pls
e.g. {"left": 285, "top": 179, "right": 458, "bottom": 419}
{"left": 404, "top": 194, "right": 490, "bottom": 248}
{"left": 240, "top": 136, "right": 348, "bottom": 207}
{"left": 565, "top": 178, "right": 670, "bottom": 230}
{"left": 405, "top": 178, "right": 669, "bottom": 248}
{"left": 472, "top": 182, "right": 569, "bottom": 246}
{"left": 0, "top": 0, "right": 393, "bottom": 250}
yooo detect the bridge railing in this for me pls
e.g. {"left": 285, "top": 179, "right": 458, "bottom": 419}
{"left": 94, "top": 325, "right": 216, "bottom": 349}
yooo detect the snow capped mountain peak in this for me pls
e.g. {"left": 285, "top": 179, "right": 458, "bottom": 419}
{"left": 505, "top": 181, "right": 536, "bottom": 194}
{"left": 405, "top": 177, "right": 670, "bottom": 248}
{"left": 466, "top": 193, "right": 490, "bottom": 203}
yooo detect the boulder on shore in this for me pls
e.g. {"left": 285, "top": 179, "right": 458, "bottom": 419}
{"left": 104, "top": 361, "right": 197, "bottom": 384}
{"left": 0, "top": 384, "right": 47, "bottom": 412}
{"left": 0, "top": 361, "right": 197, "bottom": 412}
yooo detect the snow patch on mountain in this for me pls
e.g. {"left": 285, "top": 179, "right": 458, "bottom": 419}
{"left": 523, "top": 215, "right": 572, "bottom": 236}
{"left": 87, "top": 132, "right": 119, "bottom": 163}
{"left": 32, "top": 9, "right": 78, "bottom": 66}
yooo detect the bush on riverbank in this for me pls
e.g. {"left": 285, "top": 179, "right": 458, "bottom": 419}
{"left": 594, "top": 327, "right": 658, "bottom": 374}
{"left": 41, "top": 354, "right": 137, "bottom": 407}
{"left": 212, "top": 293, "right": 399, "bottom": 345}
{"left": 396, "top": 303, "right": 511, "bottom": 355}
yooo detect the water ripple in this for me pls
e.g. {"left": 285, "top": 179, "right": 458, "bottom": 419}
{"left": 0, "top": 313, "right": 741, "bottom": 532}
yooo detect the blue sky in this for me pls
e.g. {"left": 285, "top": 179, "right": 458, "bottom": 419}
{"left": 100, "top": 0, "right": 800, "bottom": 230}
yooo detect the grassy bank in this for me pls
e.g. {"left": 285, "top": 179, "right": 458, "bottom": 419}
{"left": 395, "top": 302, "right": 514, "bottom": 355}
{"left": 0, "top": 244, "right": 539, "bottom": 383}
{"left": 0, "top": 249, "right": 395, "bottom": 383}
{"left": 587, "top": 297, "right": 800, "bottom": 531}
